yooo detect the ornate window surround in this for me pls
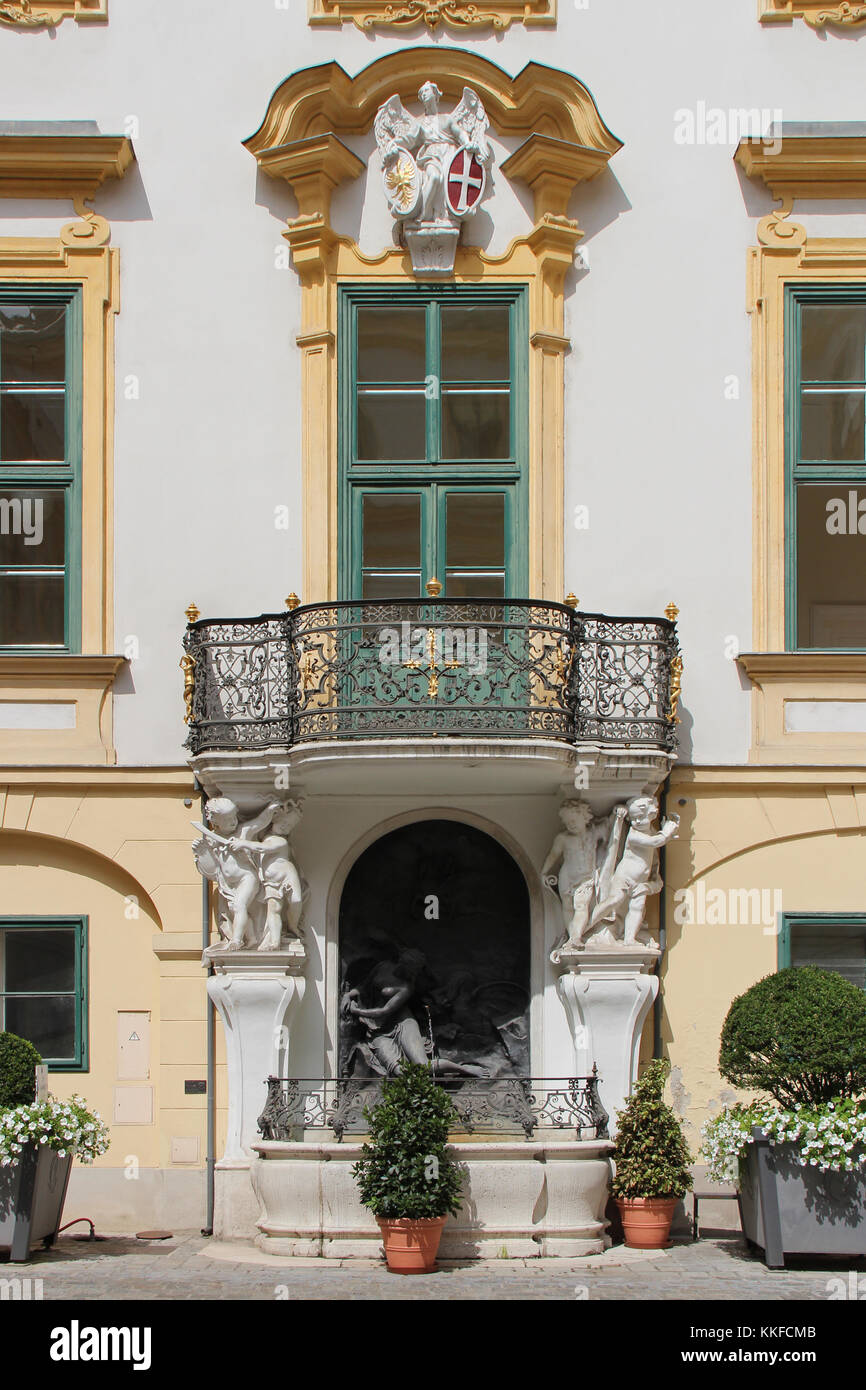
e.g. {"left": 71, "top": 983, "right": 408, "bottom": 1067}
{"left": 0, "top": 127, "right": 133, "bottom": 764}
{"left": 308, "top": 0, "right": 556, "bottom": 29}
{"left": 759, "top": 1, "right": 866, "bottom": 26}
{"left": 244, "top": 49, "right": 621, "bottom": 604}
{"left": 736, "top": 130, "right": 866, "bottom": 762}
{"left": 0, "top": 0, "right": 107, "bottom": 27}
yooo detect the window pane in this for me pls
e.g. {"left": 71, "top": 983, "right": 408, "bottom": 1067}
{"left": 363, "top": 494, "right": 421, "bottom": 567}
{"left": 446, "top": 493, "right": 504, "bottom": 567}
{"left": 4, "top": 995, "right": 75, "bottom": 1061}
{"left": 5, "top": 929, "right": 75, "bottom": 992}
{"left": 0, "top": 303, "right": 66, "bottom": 383}
{"left": 796, "top": 483, "right": 866, "bottom": 646}
{"left": 791, "top": 928, "right": 866, "bottom": 990}
{"left": 801, "top": 304, "right": 866, "bottom": 383}
{"left": 0, "top": 489, "right": 65, "bottom": 566}
{"left": 362, "top": 572, "right": 421, "bottom": 600}
{"left": 800, "top": 390, "right": 864, "bottom": 461}
{"left": 441, "top": 307, "right": 509, "bottom": 381}
{"left": 445, "top": 572, "right": 505, "bottom": 599}
{"left": 357, "top": 309, "right": 426, "bottom": 382}
{"left": 441, "top": 389, "right": 509, "bottom": 459}
{"left": 0, "top": 572, "right": 65, "bottom": 646}
{"left": 1, "top": 390, "right": 65, "bottom": 461}
{"left": 357, "top": 392, "right": 426, "bottom": 460}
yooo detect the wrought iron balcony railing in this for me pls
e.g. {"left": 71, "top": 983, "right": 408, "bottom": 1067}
{"left": 257, "top": 1074, "right": 610, "bottom": 1144}
{"left": 182, "top": 598, "right": 680, "bottom": 756}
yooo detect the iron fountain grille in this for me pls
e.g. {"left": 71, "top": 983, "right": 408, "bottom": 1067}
{"left": 183, "top": 599, "right": 679, "bottom": 754}
{"left": 257, "top": 1074, "right": 611, "bottom": 1143}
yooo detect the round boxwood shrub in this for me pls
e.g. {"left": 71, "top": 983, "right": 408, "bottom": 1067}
{"left": 352, "top": 1062, "right": 464, "bottom": 1220}
{"left": 0, "top": 1031, "right": 43, "bottom": 1108}
{"left": 611, "top": 1059, "right": 694, "bottom": 1199}
{"left": 719, "top": 966, "right": 866, "bottom": 1107}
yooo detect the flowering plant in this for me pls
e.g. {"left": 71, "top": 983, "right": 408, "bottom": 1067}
{"left": 0, "top": 1095, "right": 110, "bottom": 1167}
{"left": 701, "top": 1098, "right": 866, "bottom": 1186}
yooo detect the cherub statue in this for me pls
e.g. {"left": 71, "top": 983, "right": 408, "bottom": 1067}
{"left": 374, "top": 81, "right": 493, "bottom": 273}
{"left": 589, "top": 796, "right": 679, "bottom": 946}
{"left": 542, "top": 800, "right": 609, "bottom": 961}
{"left": 193, "top": 797, "right": 305, "bottom": 955}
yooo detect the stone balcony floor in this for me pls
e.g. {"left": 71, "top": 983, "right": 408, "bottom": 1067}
{"left": 4, "top": 1232, "right": 865, "bottom": 1300}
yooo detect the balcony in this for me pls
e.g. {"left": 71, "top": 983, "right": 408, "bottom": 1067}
{"left": 182, "top": 598, "right": 680, "bottom": 759}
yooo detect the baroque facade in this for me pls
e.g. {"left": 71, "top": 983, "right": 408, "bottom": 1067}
{"left": 1, "top": 0, "right": 865, "bottom": 1249}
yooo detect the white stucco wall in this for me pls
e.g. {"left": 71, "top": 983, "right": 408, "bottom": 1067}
{"left": 1, "top": 0, "right": 864, "bottom": 763}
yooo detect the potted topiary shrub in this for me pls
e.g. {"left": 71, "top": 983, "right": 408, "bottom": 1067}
{"left": 611, "top": 1059, "right": 694, "bottom": 1249}
{"left": 352, "top": 1061, "right": 464, "bottom": 1273}
{"left": 702, "top": 967, "right": 866, "bottom": 1268}
{"left": 0, "top": 1031, "right": 110, "bottom": 1262}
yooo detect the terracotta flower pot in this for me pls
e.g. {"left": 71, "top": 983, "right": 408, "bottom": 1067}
{"left": 376, "top": 1215, "right": 447, "bottom": 1273}
{"left": 615, "top": 1196, "right": 678, "bottom": 1250}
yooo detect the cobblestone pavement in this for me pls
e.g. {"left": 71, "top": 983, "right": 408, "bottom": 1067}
{"left": 3, "top": 1231, "right": 865, "bottom": 1301}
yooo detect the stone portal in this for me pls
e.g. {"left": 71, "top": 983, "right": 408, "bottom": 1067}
{"left": 338, "top": 819, "right": 530, "bottom": 1079}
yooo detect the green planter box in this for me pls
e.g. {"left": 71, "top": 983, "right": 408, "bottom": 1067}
{"left": 0, "top": 1142, "right": 73, "bottom": 1263}
{"left": 739, "top": 1128, "right": 866, "bottom": 1269}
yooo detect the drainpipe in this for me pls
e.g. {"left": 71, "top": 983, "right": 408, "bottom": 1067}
{"left": 196, "top": 776, "right": 216, "bottom": 1237}
{"left": 653, "top": 784, "right": 669, "bottom": 1060}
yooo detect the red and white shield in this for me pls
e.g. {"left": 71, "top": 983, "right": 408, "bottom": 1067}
{"left": 446, "top": 148, "right": 485, "bottom": 218}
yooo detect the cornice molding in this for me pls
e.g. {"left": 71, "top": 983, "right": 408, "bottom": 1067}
{"left": 0, "top": 0, "right": 106, "bottom": 26}
{"left": 308, "top": 0, "right": 555, "bottom": 28}
{"left": 736, "top": 133, "right": 866, "bottom": 200}
{"left": 245, "top": 51, "right": 621, "bottom": 162}
{"left": 760, "top": 0, "right": 866, "bottom": 25}
{"left": 253, "top": 133, "right": 365, "bottom": 221}
{"left": 0, "top": 133, "right": 133, "bottom": 200}
{"left": 739, "top": 653, "right": 866, "bottom": 680}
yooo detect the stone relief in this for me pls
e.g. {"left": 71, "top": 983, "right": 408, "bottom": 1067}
{"left": 374, "top": 81, "right": 493, "bottom": 274}
{"left": 545, "top": 796, "right": 679, "bottom": 959}
{"left": 193, "top": 797, "right": 305, "bottom": 954}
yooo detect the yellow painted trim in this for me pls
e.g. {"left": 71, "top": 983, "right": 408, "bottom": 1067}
{"left": 747, "top": 228, "right": 866, "bottom": 653}
{"left": 746, "top": 226, "right": 866, "bottom": 763}
{"left": 246, "top": 50, "right": 621, "bottom": 603}
{"left": 736, "top": 135, "right": 866, "bottom": 200}
{"left": 0, "top": 134, "right": 132, "bottom": 200}
{"left": 308, "top": 0, "right": 556, "bottom": 29}
{"left": 0, "top": 0, "right": 106, "bottom": 26}
{"left": 0, "top": 234, "right": 120, "bottom": 759}
{"left": 759, "top": 0, "right": 866, "bottom": 25}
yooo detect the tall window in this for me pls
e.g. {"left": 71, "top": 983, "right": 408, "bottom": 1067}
{"left": 779, "top": 914, "right": 866, "bottom": 991}
{"left": 0, "top": 917, "right": 88, "bottom": 1070}
{"left": 0, "top": 289, "right": 81, "bottom": 651}
{"left": 339, "top": 286, "right": 527, "bottom": 599}
{"left": 786, "top": 288, "right": 866, "bottom": 649}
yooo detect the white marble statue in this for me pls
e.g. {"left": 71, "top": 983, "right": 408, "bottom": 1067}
{"left": 193, "top": 797, "right": 305, "bottom": 954}
{"left": 542, "top": 800, "right": 609, "bottom": 961}
{"left": 374, "top": 81, "right": 493, "bottom": 274}
{"left": 589, "top": 796, "right": 679, "bottom": 946}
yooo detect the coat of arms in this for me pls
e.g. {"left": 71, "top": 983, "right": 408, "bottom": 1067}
{"left": 374, "top": 81, "right": 493, "bottom": 275}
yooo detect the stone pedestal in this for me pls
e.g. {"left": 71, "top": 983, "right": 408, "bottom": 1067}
{"left": 555, "top": 945, "right": 660, "bottom": 1132}
{"left": 205, "top": 943, "right": 306, "bottom": 1162}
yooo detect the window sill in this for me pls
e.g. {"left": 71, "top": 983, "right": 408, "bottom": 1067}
{"left": 738, "top": 651, "right": 866, "bottom": 763}
{"left": 0, "top": 654, "right": 126, "bottom": 765}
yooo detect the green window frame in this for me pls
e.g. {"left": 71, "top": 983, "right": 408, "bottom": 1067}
{"left": 0, "top": 915, "right": 88, "bottom": 1071}
{"left": 785, "top": 285, "right": 866, "bottom": 651}
{"left": 338, "top": 284, "right": 528, "bottom": 600}
{"left": 778, "top": 912, "right": 866, "bottom": 991}
{"left": 0, "top": 287, "right": 83, "bottom": 653}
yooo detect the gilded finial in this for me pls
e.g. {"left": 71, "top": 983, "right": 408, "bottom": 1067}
{"left": 665, "top": 601, "right": 679, "bottom": 624}
{"left": 564, "top": 593, "right": 578, "bottom": 609}
{"left": 425, "top": 577, "right": 442, "bottom": 598}
{"left": 285, "top": 593, "right": 300, "bottom": 611}
{"left": 185, "top": 602, "right": 200, "bottom": 624}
